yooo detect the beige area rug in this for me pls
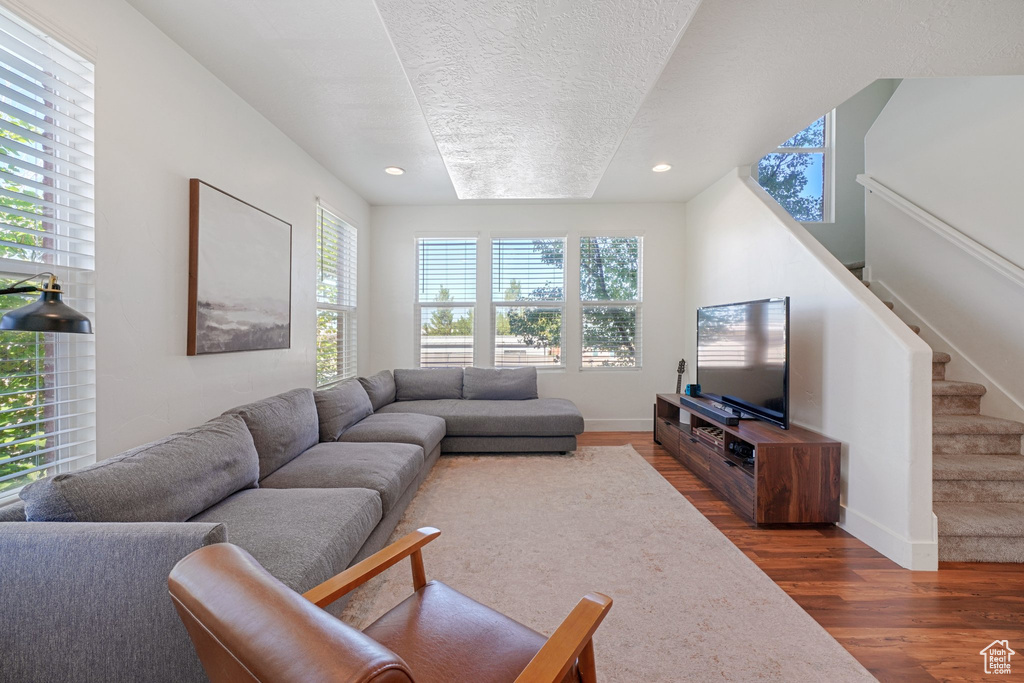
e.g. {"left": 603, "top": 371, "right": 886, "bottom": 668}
{"left": 340, "top": 446, "right": 875, "bottom": 682}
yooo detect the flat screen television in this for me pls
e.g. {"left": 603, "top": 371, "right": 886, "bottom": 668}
{"left": 697, "top": 297, "right": 790, "bottom": 429}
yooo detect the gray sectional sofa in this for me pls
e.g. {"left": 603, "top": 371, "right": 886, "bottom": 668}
{"left": 0, "top": 366, "right": 583, "bottom": 683}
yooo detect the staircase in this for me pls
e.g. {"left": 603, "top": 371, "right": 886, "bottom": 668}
{"left": 859, "top": 275, "right": 1024, "bottom": 563}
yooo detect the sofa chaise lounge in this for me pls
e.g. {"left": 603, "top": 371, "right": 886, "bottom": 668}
{"left": 364, "top": 367, "right": 585, "bottom": 454}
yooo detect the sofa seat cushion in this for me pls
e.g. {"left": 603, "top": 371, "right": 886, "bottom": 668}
{"left": 260, "top": 442, "right": 424, "bottom": 516}
{"left": 20, "top": 414, "right": 259, "bottom": 523}
{"left": 377, "top": 398, "right": 584, "bottom": 437}
{"left": 190, "top": 488, "right": 381, "bottom": 593}
{"left": 337, "top": 413, "right": 446, "bottom": 456}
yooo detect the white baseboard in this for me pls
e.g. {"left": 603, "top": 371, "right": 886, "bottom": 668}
{"left": 584, "top": 418, "right": 652, "bottom": 432}
{"left": 840, "top": 505, "right": 938, "bottom": 570}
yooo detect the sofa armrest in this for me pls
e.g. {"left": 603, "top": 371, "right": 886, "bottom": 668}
{"left": 0, "top": 521, "right": 226, "bottom": 683}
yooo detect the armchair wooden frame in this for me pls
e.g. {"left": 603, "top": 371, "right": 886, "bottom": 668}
{"left": 302, "top": 527, "right": 612, "bottom": 683}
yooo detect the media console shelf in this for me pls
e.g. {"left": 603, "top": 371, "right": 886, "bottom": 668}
{"left": 654, "top": 394, "right": 840, "bottom": 525}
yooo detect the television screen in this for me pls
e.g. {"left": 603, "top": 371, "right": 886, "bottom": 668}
{"left": 697, "top": 297, "right": 789, "bottom": 428}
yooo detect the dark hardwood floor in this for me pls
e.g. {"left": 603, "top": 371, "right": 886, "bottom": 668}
{"left": 579, "top": 432, "right": 1024, "bottom": 682}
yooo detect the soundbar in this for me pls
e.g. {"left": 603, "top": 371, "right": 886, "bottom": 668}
{"left": 677, "top": 394, "right": 740, "bottom": 426}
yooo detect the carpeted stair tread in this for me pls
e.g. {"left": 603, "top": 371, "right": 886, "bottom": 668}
{"left": 882, "top": 300, "right": 894, "bottom": 310}
{"left": 933, "top": 453, "right": 1024, "bottom": 481}
{"left": 908, "top": 324, "right": 921, "bottom": 334}
{"left": 935, "top": 502, "right": 1024, "bottom": 537}
{"left": 933, "top": 351, "right": 951, "bottom": 364}
{"left": 931, "top": 380, "right": 986, "bottom": 397}
{"left": 933, "top": 414, "right": 1024, "bottom": 435}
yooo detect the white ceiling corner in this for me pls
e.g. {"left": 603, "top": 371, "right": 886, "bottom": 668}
{"left": 373, "top": 0, "right": 702, "bottom": 200}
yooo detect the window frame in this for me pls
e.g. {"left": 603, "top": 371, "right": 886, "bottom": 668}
{"left": 414, "top": 236, "right": 477, "bottom": 368}
{"left": 761, "top": 110, "right": 835, "bottom": 224}
{"left": 315, "top": 202, "right": 357, "bottom": 387}
{"left": 491, "top": 236, "right": 567, "bottom": 370}
{"left": 579, "top": 235, "right": 643, "bottom": 371}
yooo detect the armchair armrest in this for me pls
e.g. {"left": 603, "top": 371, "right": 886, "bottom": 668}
{"left": 515, "top": 592, "right": 613, "bottom": 683}
{"left": 304, "top": 526, "right": 440, "bottom": 608}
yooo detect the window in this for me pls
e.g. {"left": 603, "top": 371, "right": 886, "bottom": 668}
{"left": 492, "top": 238, "right": 565, "bottom": 367}
{"left": 315, "top": 204, "right": 356, "bottom": 385}
{"left": 580, "top": 237, "right": 642, "bottom": 368}
{"left": 757, "top": 112, "right": 833, "bottom": 223}
{"left": 0, "top": 8, "right": 95, "bottom": 499}
{"left": 417, "top": 238, "right": 475, "bottom": 367}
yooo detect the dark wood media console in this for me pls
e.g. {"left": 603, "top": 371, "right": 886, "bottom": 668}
{"left": 654, "top": 394, "right": 840, "bottom": 525}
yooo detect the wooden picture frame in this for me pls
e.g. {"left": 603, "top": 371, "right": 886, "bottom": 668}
{"left": 187, "top": 179, "right": 292, "bottom": 355}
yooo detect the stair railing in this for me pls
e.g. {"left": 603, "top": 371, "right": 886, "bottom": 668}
{"left": 856, "top": 174, "right": 1024, "bottom": 290}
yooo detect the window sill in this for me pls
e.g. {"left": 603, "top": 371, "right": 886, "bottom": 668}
{"left": 579, "top": 365, "right": 642, "bottom": 372}
{"left": 317, "top": 376, "right": 356, "bottom": 389}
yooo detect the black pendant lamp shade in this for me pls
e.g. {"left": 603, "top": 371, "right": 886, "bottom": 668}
{"left": 0, "top": 274, "right": 93, "bottom": 335}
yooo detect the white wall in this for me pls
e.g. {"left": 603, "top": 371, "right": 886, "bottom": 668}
{"left": 801, "top": 79, "right": 899, "bottom": 265}
{"left": 685, "top": 169, "right": 936, "bottom": 570}
{"left": 9, "top": 0, "right": 370, "bottom": 457}
{"left": 369, "top": 203, "right": 686, "bottom": 431}
{"left": 865, "top": 77, "right": 1024, "bottom": 424}
{"left": 868, "top": 77, "right": 1024, "bottom": 266}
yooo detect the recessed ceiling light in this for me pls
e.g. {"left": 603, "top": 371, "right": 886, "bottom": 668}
{"left": 384, "top": 166, "right": 405, "bottom": 175}
{"left": 652, "top": 163, "right": 672, "bottom": 173}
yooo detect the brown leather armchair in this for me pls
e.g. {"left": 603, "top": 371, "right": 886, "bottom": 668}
{"left": 168, "top": 527, "right": 612, "bottom": 683}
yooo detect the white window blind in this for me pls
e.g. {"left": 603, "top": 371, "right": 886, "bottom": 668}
{"left": 416, "top": 238, "right": 475, "bottom": 367}
{"left": 492, "top": 237, "right": 564, "bottom": 367}
{"left": 316, "top": 204, "right": 356, "bottom": 385}
{"left": 0, "top": 7, "right": 95, "bottom": 500}
{"left": 580, "top": 236, "right": 641, "bottom": 368}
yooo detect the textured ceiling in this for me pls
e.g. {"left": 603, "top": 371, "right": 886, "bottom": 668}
{"left": 373, "top": 0, "right": 701, "bottom": 199}
{"left": 126, "top": 0, "right": 1024, "bottom": 205}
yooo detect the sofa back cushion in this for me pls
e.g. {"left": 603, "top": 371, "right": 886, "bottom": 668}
{"left": 358, "top": 370, "right": 397, "bottom": 411}
{"left": 394, "top": 368, "right": 464, "bottom": 401}
{"left": 0, "top": 500, "right": 26, "bottom": 521}
{"left": 314, "top": 379, "right": 374, "bottom": 441}
{"left": 462, "top": 367, "right": 539, "bottom": 400}
{"left": 225, "top": 388, "right": 319, "bottom": 479}
{"left": 20, "top": 414, "right": 259, "bottom": 523}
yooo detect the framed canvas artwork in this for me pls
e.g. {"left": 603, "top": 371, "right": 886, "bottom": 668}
{"left": 188, "top": 179, "right": 292, "bottom": 355}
